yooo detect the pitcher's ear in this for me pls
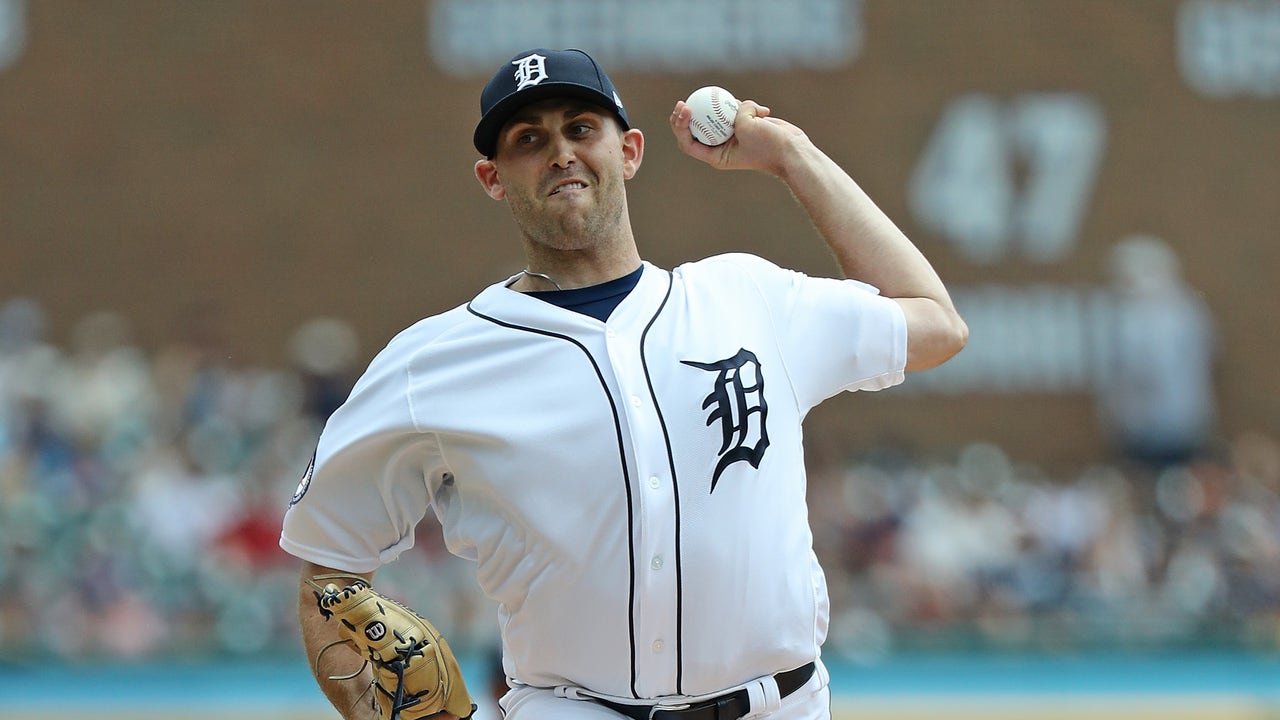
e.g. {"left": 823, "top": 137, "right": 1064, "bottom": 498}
{"left": 475, "top": 158, "right": 506, "bottom": 200}
{"left": 621, "top": 128, "right": 644, "bottom": 180}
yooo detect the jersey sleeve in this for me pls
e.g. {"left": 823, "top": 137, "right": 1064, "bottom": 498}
{"left": 726, "top": 253, "right": 908, "bottom": 410}
{"left": 279, "top": 338, "right": 441, "bottom": 573}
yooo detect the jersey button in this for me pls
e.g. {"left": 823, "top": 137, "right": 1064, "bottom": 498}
{"left": 630, "top": 395, "right": 642, "bottom": 408}
{"left": 652, "top": 640, "right": 665, "bottom": 653}
{"left": 648, "top": 476, "right": 660, "bottom": 489}
{"left": 650, "top": 555, "right": 663, "bottom": 570}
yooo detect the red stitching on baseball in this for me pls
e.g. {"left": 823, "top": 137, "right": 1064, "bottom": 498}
{"left": 711, "top": 92, "right": 725, "bottom": 125}
{"left": 690, "top": 118, "right": 716, "bottom": 144}
{"left": 711, "top": 89, "right": 734, "bottom": 127}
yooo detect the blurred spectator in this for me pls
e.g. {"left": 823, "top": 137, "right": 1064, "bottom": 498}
{"left": 53, "top": 311, "right": 155, "bottom": 457}
{"left": 0, "top": 298, "right": 66, "bottom": 497}
{"left": 288, "top": 316, "right": 360, "bottom": 421}
{"left": 1095, "top": 234, "right": 1219, "bottom": 474}
{"left": 129, "top": 441, "right": 242, "bottom": 570}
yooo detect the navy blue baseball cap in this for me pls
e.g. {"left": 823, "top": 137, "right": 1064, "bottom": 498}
{"left": 473, "top": 48, "right": 630, "bottom": 158}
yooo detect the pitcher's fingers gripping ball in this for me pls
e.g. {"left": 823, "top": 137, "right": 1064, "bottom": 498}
{"left": 309, "top": 574, "right": 476, "bottom": 720}
{"left": 684, "top": 85, "right": 739, "bottom": 146}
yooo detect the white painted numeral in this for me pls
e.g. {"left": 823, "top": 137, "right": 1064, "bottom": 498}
{"left": 1179, "top": 0, "right": 1280, "bottom": 98}
{"left": 0, "top": 0, "right": 26, "bottom": 72}
{"left": 909, "top": 94, "right": 1106, "bottom": 265}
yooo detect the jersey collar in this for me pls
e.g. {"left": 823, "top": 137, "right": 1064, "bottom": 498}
{"left": 469, "top": 261, "right": 670, "bottom": 333}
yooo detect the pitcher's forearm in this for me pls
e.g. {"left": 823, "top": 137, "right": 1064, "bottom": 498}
{"left": 777, "top": 137, "right": 955, "bottom": 309}
{"left": 298, "top": 562, "right": 379, "bottom": 720}
{"left": 776, "top": 137, "right": 967, "bottom": 370}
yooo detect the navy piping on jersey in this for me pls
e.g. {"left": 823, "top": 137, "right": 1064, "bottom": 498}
{"left": 526, "top": 264, "right": 644, "bottom": 321}
{"left": 637, "top": 270, "right": 684, "bottom": 694}
{"left": 464, "top": 303, "right": 642, "bottom": 698}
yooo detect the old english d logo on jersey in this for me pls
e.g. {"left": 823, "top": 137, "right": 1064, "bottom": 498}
{"left": 512, "top": 52, "right": 549, "bottom": 90}
{"left": 682, "top": 348, "right": 770, "bottom": 491}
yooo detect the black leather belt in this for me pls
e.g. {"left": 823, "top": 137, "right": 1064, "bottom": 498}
{"left": 596, "top": 662, "right": 816, "bottom": 720}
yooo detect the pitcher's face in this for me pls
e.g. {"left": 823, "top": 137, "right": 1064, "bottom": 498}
{"left": 476, "top": 99, "right": 643, "bottom": 253}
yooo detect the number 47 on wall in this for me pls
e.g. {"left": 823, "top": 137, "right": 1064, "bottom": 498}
{"left": 908, "top": 93, "right": 1107, "bottom": 265}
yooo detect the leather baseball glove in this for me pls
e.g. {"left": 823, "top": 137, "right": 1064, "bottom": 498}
{"left": 310, "top": 574, "right": 476, "bottom": 720}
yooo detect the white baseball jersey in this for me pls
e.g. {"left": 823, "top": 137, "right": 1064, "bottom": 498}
{"left": 280, "top": 253, "right": 906, "bottom": 702}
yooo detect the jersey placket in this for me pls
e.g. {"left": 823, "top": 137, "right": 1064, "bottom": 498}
{"left": 602, "top": 322, "right": 681, "bottom": 697}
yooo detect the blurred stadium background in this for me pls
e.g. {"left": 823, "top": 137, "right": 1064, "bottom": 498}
{"left": 1, "top": 1, "right": 1278, "bottom": 718}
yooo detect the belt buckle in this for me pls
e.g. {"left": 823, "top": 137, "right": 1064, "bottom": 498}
{"left": 648, "top": 702, "right": 691, "bottom": 720}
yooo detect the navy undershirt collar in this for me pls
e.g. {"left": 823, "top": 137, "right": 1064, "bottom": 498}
{"left": 526, "top": 265, "right": 644, "bottom": 322}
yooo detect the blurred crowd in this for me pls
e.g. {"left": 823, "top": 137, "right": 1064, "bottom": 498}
{"left": 0, "top": 295, "right": 1277, "bottom": 663}
{"left": 811, "top": 434, "right": 1280, "bottom": 663}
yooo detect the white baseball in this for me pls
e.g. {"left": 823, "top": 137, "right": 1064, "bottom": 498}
{"left": 684, "top": 86, "right": 739, "bottom": 146}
